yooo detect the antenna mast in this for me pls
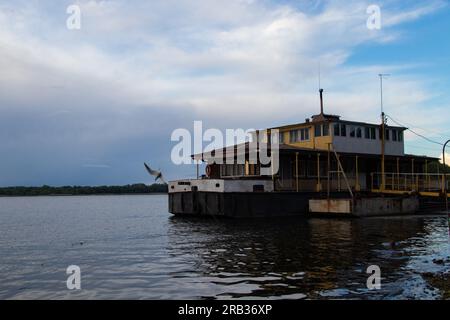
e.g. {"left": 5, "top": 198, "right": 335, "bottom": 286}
{"left": 319, "top": 63, "right": 324, "bottom": 115}
{"left": 318, "top": 62, "right": 321, "bottom": 90}
{"left": 379, "top": 73, "right": 390, "bottom": 191}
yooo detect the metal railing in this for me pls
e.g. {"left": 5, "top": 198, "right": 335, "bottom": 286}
{"left": 371, "top": 172, "right": 450, "bottom": 194}
{"left": 328, "top": 171, "right": 358, "bottom": 193}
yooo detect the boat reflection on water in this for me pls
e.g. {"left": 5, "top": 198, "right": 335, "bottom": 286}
{"left": 166, "top": 215, "right": 449, "bottom": 299}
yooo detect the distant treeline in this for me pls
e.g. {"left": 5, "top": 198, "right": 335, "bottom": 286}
{"left": 0, "top": 184, "right": 168, "bottom": 196}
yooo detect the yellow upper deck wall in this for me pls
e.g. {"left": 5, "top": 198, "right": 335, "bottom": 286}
{"left": 276, "top": 122, "right": 333, "bottom": 150}
{"left": 257, "top": 114, "right": 407, "bottom": 156}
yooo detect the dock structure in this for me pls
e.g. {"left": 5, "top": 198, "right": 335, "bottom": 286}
{"left": 169, "top": 90, "right": 448, "bottom": 218}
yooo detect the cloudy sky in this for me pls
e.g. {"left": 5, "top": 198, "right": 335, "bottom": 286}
{"left": 1, "top": 0, "right": 450, "bottom": 186}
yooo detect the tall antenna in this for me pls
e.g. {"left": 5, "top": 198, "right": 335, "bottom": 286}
{"left": 378, "top": 73, "right": 390, "bottom": 115}
{"left": 378, "top": 73, "right": 390, "bottom": 191}
{"left": 319, "top": 62, "right": 324, "bottom": 115}
{"left": 318, "top": 62, "right": 321, "bottom": 90}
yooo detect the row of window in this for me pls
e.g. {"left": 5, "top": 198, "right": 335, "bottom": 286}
{"left": 314, "top": 123, "right": 329, "bottom": 137}
{"left": 288, "top": 128, "right": 310, "bottom": 143}
{"left": 221, "top": 164, "right": 260, "bottom": 177}
{"left": 279, "top": 123, "right": 403, "bottom": 143}
{"left": 280, "top": 125, "right": 328, "bottom": 143}
{"left": 335, "top": 123, "right": 403, "bottom": 141}
{"left": 334, "top": 123, "right": 403, "bottom": 141}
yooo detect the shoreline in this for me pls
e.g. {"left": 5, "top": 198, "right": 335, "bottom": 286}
{"left": 0, "top": 183, "right": 168, "bottom": 197}
{"left": 0, "top": 193, "right": 168, "bottom": 198}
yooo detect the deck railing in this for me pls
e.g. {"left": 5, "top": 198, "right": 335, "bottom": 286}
{"left": 371, "top": 172, "right": 450, "bottom": 194}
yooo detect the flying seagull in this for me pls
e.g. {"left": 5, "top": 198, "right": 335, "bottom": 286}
{"left": 144, "top": 163, "right": 167, "bottom": 184}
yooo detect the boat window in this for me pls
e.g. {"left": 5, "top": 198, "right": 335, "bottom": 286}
{"left": 304, "top": 128, "right": 310, "bottom": 140}
{"left": 392, "top": 130, "right": 398, "bottom": 141}
{"left": 221, "top": 164, "right": 246, "bottom": 177}
{"left": 279, "top": 132, "right": 284, "bottom": 144}
{"left": 379, "top": 128, "right": 390, "bottom": 140}
{"left": 340, "top": 124, "right": 347, "bottom": 137}
{"left": 289, "top": 130, "right": 298, "bottom": 143}
{"left": 370, "top": 127, "right": 376, "bottom": 139}
{"left": 365, "top": 127, "right": 370, "bottom": 139}
{"left": 289, "top": 128, "right": 309, "bottom": 142}
{"left": 356, "top": 127, "right": 362, "bottom": 138}
{"left": 323, "top": 124, "right": 329, "bottom": 136}
{"left": 350, "top": 126, "right": 356, "bottom": 138}
{"left": 315, "top": 125, "right": 322, "bottom": 137}
{"left": 334, "top": 123, "right": 340, "bottom": 136}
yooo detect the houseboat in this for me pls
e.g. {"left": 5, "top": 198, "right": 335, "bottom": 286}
{"left": 168, "top": 90, "right": 447, "bottom": 217}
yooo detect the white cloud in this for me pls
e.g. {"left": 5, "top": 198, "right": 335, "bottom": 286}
{"left": 0, "top": 0, "right": 449, "bottom": 184}
{"left": 0, "top": 1, "right": 445, "bottom": 115}
{"left": 0, "top": 1, "right": 446, "bottom": 118}
{"left": 383, "top": 1, "right": 447, "bottom": 27}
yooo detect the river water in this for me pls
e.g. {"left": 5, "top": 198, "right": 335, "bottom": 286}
{"left": 0, "top": 194, "right": 448, "bottom": 299}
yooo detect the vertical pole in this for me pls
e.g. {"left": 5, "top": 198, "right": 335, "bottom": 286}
{"left": 442, "top": 174, "right": 445, "bottom": 194}
{"left": 327, "top": 143, "right": 331, "bottom": 198}
{"left": 355, "top": 155, "right": 360, "bottom": 192}
{"left": 379, "top": 74, "right": 389, "bottom": 192}
{"left": 380, "top": 75, "right": 384, "bottom": 114}
{"left": 381, "top": 113, "right": 386, "bottom": 191}
{"left": 411, "top": 158, "right": 415, "bottom": 191}
{"left": 425, "top": 160, "right": 428, "bottom": 191}
{"left": 271, "top": 149, "right": 274, "bottom": 183}
{"left": 392, "top": 172, "right": 394, "bottom": 191}
{"left": 317, "top": 153, "right": 321, "bottom": 192}
{"left": 196, "top": 162, "right": 199, "bottom": 179}
{"left": 337, "top": 154, "right": 341, "bottom": 191}
{"left": 295, "top": 152, "right": 299, "bottom": 193}
{"left": 442, "top": 140, "right": 449, "bottom": 228}
{"left": 397, "top": 157, "right": 400, "bottom": 191}
{"left": 380, "top": 75, "right": 385, "bottom": 192}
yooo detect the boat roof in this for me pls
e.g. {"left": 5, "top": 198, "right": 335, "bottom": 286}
{"left": 192, "top": 143, "right": 438, "bottom": 162}
{"left": 270, "top": 118, "right": 407, "bottom": 131}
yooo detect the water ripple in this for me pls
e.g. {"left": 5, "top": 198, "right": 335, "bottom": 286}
{"left": 0, "top": 195, "right": 449, "bottom": 299}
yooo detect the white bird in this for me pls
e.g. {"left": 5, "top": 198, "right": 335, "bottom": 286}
{"left": 144, "top": 163, "right": 167, "bottom": 184}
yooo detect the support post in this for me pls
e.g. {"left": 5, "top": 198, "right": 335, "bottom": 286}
{"left": 271, "top": 150, "right": 275, "bottom": 183}
{"left": 337, "top": 154, "right": 341, "bottom": 191}
{"left": 295, "top": 152, "right": 299, "bottom": 193}
{"left": 316, "top": 153, "right": 321, "bottom": 192}
{"left": 196, "top": 162, "right": 199, "bottom": 179}
{"left": 381, "top": 115, "right": 386, "bottom": 191}
{"left": 355, "top": 155, "right": 360, "bottom": 192}
{"left": 332, "top": 150, "right": 353, "bottom": 198}
{"left": 379, "top": 74, "right": 390, "bottom": 191}
{"left": 397, "top": 157, "right": 400, "bottom": 191}
{"left": 327, "top": 143, "right": 331, "bottom": 198}
{"left": 443, "top": 140, "right": 449, "bottom": 224}
{"left": 442, "top": 174, "right": 446, "bottom": 194}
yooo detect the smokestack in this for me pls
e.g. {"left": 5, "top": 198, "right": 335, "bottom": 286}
{"left": 319, "top": 89, "right": 324, "bottom": 115}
